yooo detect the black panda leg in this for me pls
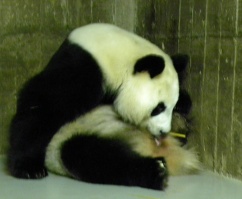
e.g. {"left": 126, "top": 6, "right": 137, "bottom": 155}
{"left": 7, "top": 115, "right": 49, "bottom": 179}
{"left": 61, "top": 134, "right": 168, "bottom": 190}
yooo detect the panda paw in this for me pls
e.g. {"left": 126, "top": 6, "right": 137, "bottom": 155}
{"left": 8, "top": 158, "right": 48, "bottom": 179}
{"left": 138, "top": 157, "right": 168, "bottom": 190}
{"left": 13, "top": 167, "right": 48, "bottom": 179}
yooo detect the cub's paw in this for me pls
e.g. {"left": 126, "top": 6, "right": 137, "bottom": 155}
{"left": 8, "top": 158, "right": 48, "bottom": 179}
{"left": 138, "top": 157, "right": 168, "bottom": 190}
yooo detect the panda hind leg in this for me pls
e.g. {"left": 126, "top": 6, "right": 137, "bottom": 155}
{"left": 60, "top": 134, "right": 169, "bottom": 190}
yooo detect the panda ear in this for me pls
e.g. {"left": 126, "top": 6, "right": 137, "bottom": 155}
{"left": 174, "top": 89, "right": 192, "bottom": 115}
{"left": 133, "top": 55, "right": 165, "bottom": 78}
{"left": 171, "top": 54, "right": 189, "bottom": 84}
{"left": 171, "top": 54, "right": 189, "bottom": 73}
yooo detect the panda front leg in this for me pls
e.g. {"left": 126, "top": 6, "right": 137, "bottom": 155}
{"left": 60, "top": 134, "right": 168, "bottom": 190}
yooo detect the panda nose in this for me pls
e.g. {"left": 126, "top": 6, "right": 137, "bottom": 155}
{"left": 160, "top": 131, "right": 168, "bottom": 139}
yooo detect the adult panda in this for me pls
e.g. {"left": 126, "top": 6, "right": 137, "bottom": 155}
{"left": 8, "top": 23, "right": 192, "bottom": 188}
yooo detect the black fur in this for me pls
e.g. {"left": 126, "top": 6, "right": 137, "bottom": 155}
{"left": 172, "top": 54, "right": 191, "bottom": 116}
{"left": 174, "top": 89, "right": 192, "bottom": 116}
{"left": 133, "top": 55, "right": 165, "bottom": 78}
{"left": 151, "top": 102, "right": 166, "bottom": 116}
{"left": 8, "top": 40, "right": 111, "bottom": 179}
{"left": 171, "top": 54, "right": 189, "bottom": 73}
{"left": 171, "top": 54, "right": 189, "bottom": 84}
{"left": 61, "top": 134, "right": 168, "bottom": 190}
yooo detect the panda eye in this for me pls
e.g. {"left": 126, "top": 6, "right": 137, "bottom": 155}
{"left": 151, "top": 103, "right": 166, "bottom": 116}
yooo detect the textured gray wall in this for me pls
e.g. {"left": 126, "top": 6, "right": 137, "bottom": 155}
{"left": 177, "top": 0, "right": 242, "bottom": 180}
{"left": 0, "top": 0, "right": 242, "bottom": 180}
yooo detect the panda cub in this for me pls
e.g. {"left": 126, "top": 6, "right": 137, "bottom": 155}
{"left": 8, "top": 23, "right": 198, "bottom": 190}
{"left": 45, "top": 105, "right": 199, "bottom": 190}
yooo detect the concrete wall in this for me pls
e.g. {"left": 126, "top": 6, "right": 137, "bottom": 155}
{"left": 0, "top": 0, "right": 242, "bottom": 180}
{"left": 177, "top": 0, "right": 242, "bottom": 179}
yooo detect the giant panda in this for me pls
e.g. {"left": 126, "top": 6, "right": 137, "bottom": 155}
{"left": 8, "top": 23, "right": 194, "bottom": 188}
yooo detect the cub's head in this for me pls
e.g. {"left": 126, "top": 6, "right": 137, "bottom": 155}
{"left": 114, "top": 54, "right": 189, "bottom": 138}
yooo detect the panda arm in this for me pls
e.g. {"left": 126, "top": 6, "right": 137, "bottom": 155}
{"left": 60, "top": 134, "right": 168, "bottom": 190}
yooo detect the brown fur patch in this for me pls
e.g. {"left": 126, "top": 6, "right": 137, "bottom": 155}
{"left": 132, "top": 134, "right": 201, "bottom": 175}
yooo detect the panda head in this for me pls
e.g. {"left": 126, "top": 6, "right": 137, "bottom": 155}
{"left": 114, "top": 54, "right": 187, "bottom": 138}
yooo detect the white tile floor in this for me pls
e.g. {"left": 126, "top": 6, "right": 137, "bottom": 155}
{"left": 1, "top": 155, "right": 242, "bottom": 199}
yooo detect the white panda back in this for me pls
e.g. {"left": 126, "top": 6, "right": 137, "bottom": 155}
{"left": 68, "top": 23, "right": 172, "bottom": 90}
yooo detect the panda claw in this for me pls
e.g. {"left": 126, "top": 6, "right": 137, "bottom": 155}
{"left": 34, "top": 169, "right": 48, "bottom": 179}
{"left": 12, "top": 167, "right": 48, "bottom": 179}
{"left": 26, "top": 173, "right": 30, "bottom": 179}
{"left": 157, "top": 160, "right": 166, "bottom": 170}
{"left": 155, "top": 158, "right": 168, "bottom": 189}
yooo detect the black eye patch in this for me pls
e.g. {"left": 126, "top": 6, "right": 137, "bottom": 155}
{"left": 151, "top": 102, "right": 166, "bottom": 116}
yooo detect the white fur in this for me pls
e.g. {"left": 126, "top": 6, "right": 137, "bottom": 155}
{"left": 69, "top": 23, "right": 168, "bottom": 90}
{"left": 68, "top": 23, "right": 179, "bottom": 136}
{"left": 147, "top": 109, "right": 173, "bottom": 135}
{"left": 45, "top": 106, "right": 134, "bottom": 176}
